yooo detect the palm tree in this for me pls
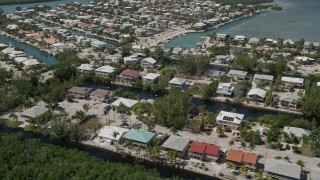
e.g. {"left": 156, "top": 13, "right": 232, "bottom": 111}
{"left": 217, "top": 125, "right": 225, "bottom": 137}
{"left": 82, "top": 103, "right": 90, "bottom": 115}
{"left": 104, "top": 106, "right": 111, "bottom": 125}
{"left": 239, "top": 165, "right": 247, "bottom": 176}
{"left": 9, "top": 113, "right": 18, "bottom": 121}
{"left": 72, "top": 110, "right": 86, "bottom": 122}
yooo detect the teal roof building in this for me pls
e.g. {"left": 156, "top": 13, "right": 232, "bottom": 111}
{"left": 123, "top": 129, "right": 156, "bottom": 146}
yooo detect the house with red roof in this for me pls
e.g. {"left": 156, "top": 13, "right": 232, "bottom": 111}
{"left": 117, "top": 69, "right": 140, "bottom": 82}
{"left": 188, "top": 142, "right": 220, "bottom": 162}
{"left": 226, "top": 149, "right": 258, "bottom": 170}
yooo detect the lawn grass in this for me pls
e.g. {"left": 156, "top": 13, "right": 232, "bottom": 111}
{"left": 0, "top": 119, "right": 22, "bottom": 128}
{"left": 299, "top": 143, "right": 314, "bottom": 157}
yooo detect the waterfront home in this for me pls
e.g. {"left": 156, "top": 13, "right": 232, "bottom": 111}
{"left": 294, "top": 56, "right": 315, "bottom": 64}
{"left": 91, "top": 40, "right": 108, "bottom": 49}
{"left": 20, "top": 106, "right": 49, "bottom": 121}
{"left": 143, "top": 73, "right": 160, "bottom": 84}
{"left": 117, "top": 69, "right": 140, "bottom": 82}
{"left": 234, "top": 35, "right": 245, "bottom": 41}
{"left": 104, "top": 54, "right": 122, "bottom": 63}
{"left": 161, "top": 135, "right": 190, "bottom": 155}
{"left": 123, "top": 129, "right": 156, "bottom": 147}
{"left": 247, "top": 88, "right": 267, "bottom": 102}
{"left": 253, "top": 74, "right": 274, "bottom": 83}
{"left": 227, "top": 70, "right": 248, "bottom": 80}
{"left": 124, "top": 55, "right": 140, "bottom": 64}
{"left": 188, "top": 142, "right": 221, "bottom": 162}
{"left": 44, "top": 38, "right": 56, "bottom": 45}
{"left": 23, "top": 59, "right": 41, "bottom": 68}
{"left": 248, "top": 37, "right": 260, "bottom": 44}
{"left": 214, "top": 55, "right": 232, "bottom": 64}
{"left": 226, "top": 149, "right": 258, "bottom": 170}
{"left": 281, "top": 76, "right": 304, "bottom": 87}
{"left": 14, "top": 57, "right": 28, "bottom": 63}
{"left": 216, "top": 33, "right": 228, "bottom": 41}
{"left": 264, "top": 159, "right": 301, "bottom": 180}
{"left": 304, "top": 41, "right": 314, "bottom": 51}
{"left": 216, "top": 111, "right": 244, "bottom": 129}
{"left": 283, "top": 126, "right": 311, "bottom": 138}
{"left": 77, "top": 64, "right": 93, "bottom": 73}
{"left": 310, "top": 168, "right": 320, "bottom": 180}
{"left": 68, "top": 86, "right": 93, "bottom": 99}
{"left": 141, "top": 57, "right": 157, "bottom": 69}
{"left": 97, "top": 126, "right": 129, "bottom": 143}
{"left": 283, "top": 39, "right": 295, "bottom": 47}
{"left": 274, "top": 92, "right": 301, "bottom": 110}
{"left": 193, "top": 22, "right": 207, "bottom": 30}
{"left": 111, "top": 98, "right": 138, "bottom": 109}
{"left": 0, "top": 43, "right": 8, "bottom": 50}
{"left": 95, "top": 65, "right": 115, "bottom": 78}
{"left": 168, "top": 78, "right": 187, "bottom": 89}
{"left": 90, "top": 89, "right": 114, "bottom": 102}
{"left": 207, "top": 70, "right": 225, "bottom": 79}
{"left": 216, "top": 83, "right": 234, "bottom": 97}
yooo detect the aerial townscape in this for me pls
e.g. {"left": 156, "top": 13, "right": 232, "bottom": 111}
{"left": 1, "top": 0, "right": 320, "bottom": 179}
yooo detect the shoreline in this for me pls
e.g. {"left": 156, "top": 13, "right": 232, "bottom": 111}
{"left": 0, "top": 0, "right": 58, "bottom": 6}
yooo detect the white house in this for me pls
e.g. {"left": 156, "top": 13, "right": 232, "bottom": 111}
{"left": 249, "top": 37, "right": 260, "bottom": 44}
{"left": 216, "top": 83, "right": 234, "bottom": 97}
{"left": 124, "top": 55, "right": 140, "bottom": 64}
{"left": 283, "top": 126, "right": 311, "bottom": 138}
{"left": 95, "top": 65, "right": 115, "bottom": 78}
{"left": 143, "top": 73, "right": 160, "bottom": 84}
{"left": 247, "top": 88, "right": 267, "bottom": 102}
{"left": 97, "top": 126, "right": 129, "bottom": 143}
{"left": 234, "top": 35, "right": 246, "bottom": 41}
{"left": 228, "top": 70, "right": 248, "bottom": 80}
{"left": 216, "top": 111, "right": 245, "bottom": 128}
{"left": 169, "top": 78, "right": 187, "bottom": 89}
{"left": 141, "top": 57, "right": 157, "bottom": 69}
{"left": 77, "top": 63, "right": 93, "bottom": 73}
{"left": 23, "top": 59, "right": 41, "bottom": 67}
{"left": 111, "top": 98, "right": 139, "bottom": 109}
{"left": 281, "top": 76, "right": 304, "bottom": 87}
{"left": 253, "top": 74, "right": 274, "bottom": 83}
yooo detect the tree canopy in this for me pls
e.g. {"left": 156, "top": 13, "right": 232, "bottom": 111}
{"left": 152, "top": 89, "right": 194, "bottom": 129}
{"left": 177, "top": 55, "right": 210, "bottom": 75}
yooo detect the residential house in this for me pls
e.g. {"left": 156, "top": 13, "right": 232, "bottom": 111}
{"left": 23, "top": 59, "right": 41, "bottom": 68}
{"left": 228, "top": 70, "right": 248, "bottom": 80}
{"left": 208, "top": 70, "right": 226, "bottom": 79}
{"left": 247, "top": 88, "right": 267, "bottom": 102}
{"left": 234, "top": 35, "right": 246, "bottom": 41}
{"left": 226, "top": 149, "right": 258, "bottom": 170}
{"left": 77, "top": 63, "right": 93, "bottom": 73}
{"left": 214, "top": 55, "right": 232, "bottom": 64}
{"left": 141, "top": 57, "right": 157, "bottom": 69}
{"left": 97, "top": 126, "right": 129, "bottom": 143}
{"left": 264, "top": 159, "right": 301, "bottom": 180}
{"left": 117, "top": 69, "right": 140, "bottom": 81}
{"left": 281, "top": 76, "right": 304, "bottom": 87}
{"left": 249, "top": 37, "right": 260, "bottom": 44}
{"left": 253, "top": 74, "right": 274, "bottom": 83}
{"left": 216, "top": 33, "right": 228, "bottom": 41}
{"left": 283, "top": 39, "right": 295, "bottom": 47}
{"left": 283, "top": 126, "right": 311, "bottom": 138}
{"left": 95, "top": 65, "right": 115, "bottom": 78}
{"left": 143, "top": 73, "right": 160, "bottom": 84}
{"left": 216, "top": 111, "right": 244, "bottom": 128}
{"left": 161, "top": 135, "right": 190, "bottom": 155}
{"left": 188, "top": 142, "right": 221, "bottom": 162}
{"left": 20, "top": 106, "right": 49, "bottom": 121}
{"left": 216, "top": 83, "right": 234, "bottom": 97}
{"left": 169, "top": 78, "right": 187, "bottom": 89}
{"left": 111, "top": 98, "right": 138, "bottom": 109}
{"left": 123, "top": 129, "right": 156, "bottom": 147}
{"left": 68, "top": 86, "right": 93, "bottom": 99}
{"left": 295, "top": 56, "right": 315, "bottom": 65}
{"left": 90, "top": 89, "right": 114, "bottom": 102}
{"left": 276, "top": 92, "right": 301, "bottom": 109}
{"left": 105, "top": 54, "right": 122, "bottom": 63}
{"left": 124, "top": 55, "right": 140, "bottom": 64}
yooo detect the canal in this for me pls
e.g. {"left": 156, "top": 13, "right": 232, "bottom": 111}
{"left": 0, "top": 125, "right": 218, "bottom": 180}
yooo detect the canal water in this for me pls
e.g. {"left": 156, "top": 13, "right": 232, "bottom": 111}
{"left": 0, "top": 0, "right": 91, "bottom": 13}
{"left": 0, "top": 34, "right": 58, "bottom": 65}
{"left": 0, "top": 125, "right": 218, "bottom": 180}
{"left": 87, "top": 83, "right": 300, "bottom": 120}
{"left": 165, "top": 0, "right": 320, "bottom": 48}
